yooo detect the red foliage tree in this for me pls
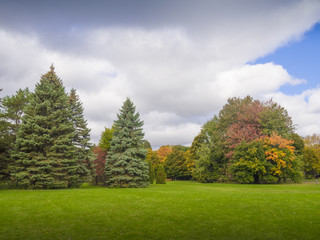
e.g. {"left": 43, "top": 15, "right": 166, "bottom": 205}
{"left": 92, "top": 146, "right": 107, "bottom": 184}
{"left": 225, "top": 100, "right": 265, "bottom": 156}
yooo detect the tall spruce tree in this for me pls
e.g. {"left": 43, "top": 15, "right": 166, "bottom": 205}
{"left": 11, "top": 66, "right": 79, "bottom": 189}
{"left": 68, "top": 88, "right": 95, "bottom": 183}
{"left": 105, "top": 98, "right": 149, "bottom": 188}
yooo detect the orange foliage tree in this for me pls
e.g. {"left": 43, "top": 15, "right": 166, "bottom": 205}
{"left": 156, "top": 145, "right": 172, "bottom": 162}
{"left": 261, "top": 132, "right": 302, "bottom": 183}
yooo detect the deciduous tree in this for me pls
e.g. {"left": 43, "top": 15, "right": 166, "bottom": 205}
{"left": 92, "top": 145, "right": 107, "bottom": 184}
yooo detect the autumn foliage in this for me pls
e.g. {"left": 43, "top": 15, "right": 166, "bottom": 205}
{"left": 156, "top": 145, "right": 172, "bottom": 162}
{"left": 92, "top": 146, "right": 107, "bottom": 184}
{"left": 192, "top": 96, "right": 303, "bottom": 183}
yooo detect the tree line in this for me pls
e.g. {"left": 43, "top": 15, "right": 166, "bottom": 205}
{"left": 0, "top": 66, "right": 151, "bottom": 188}
{"left": 140, "top": 96, "right": 320, "bottom": 184}
{"left": 1, "top": 67, "right": 320, "bottom": 188}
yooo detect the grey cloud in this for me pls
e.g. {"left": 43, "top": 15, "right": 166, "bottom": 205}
{"left": 1, "top": 1, "right": 320, "bottom": 148}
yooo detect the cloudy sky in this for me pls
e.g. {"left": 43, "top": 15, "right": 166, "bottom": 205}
{"left": 1, "top": 0, "right": 320, "bottom": 148}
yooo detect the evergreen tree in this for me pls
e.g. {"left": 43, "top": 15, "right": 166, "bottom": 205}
{"left": 156, "top": 164, "right": 166, "bottom": 184}
{"left": 105, "top": 98, "right": 149, "bottom": 188}
{"left": 0, "top": 90, "right": 11, "bottom": 181}
{"left": 0, "top": 88, "right": 31, "bottom": 181}
{"left": 68, "top": 88, "right": 95, "bottom": 183}
{"left": 11, "top": 66, "right": 79, "bottom": 189}
{"left": 147, "top": 158, "right": 155, "bottom": 184}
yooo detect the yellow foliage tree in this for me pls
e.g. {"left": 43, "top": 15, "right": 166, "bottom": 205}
{"left": 261, "top": 132, "right": 301, "bottom": 182}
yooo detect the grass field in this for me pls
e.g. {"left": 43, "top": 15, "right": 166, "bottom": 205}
{"left": 1, "top": 181, "right": 320, "bottom": 240}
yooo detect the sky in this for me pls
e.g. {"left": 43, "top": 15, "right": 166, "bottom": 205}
{"left": 1, "top": 0, "right": 320, "bottom": 149}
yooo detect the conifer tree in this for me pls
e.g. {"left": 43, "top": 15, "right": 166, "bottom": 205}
{"left": 0, "top": 88, "right": 31, "bottom": 181}
{"left": 68, "top": 88, "right": 95, "bottom": 183}
{"left": 105, "top": 98, "right": 149, "bottom": 188}
{"left": 11, "top": 66, "right": 79, "bottom": 189}
{"left": 156, "top": 164, "right": 166, "bottom": 184}
{"left": 147, "top": 159, "right": 155, "bottom": 184}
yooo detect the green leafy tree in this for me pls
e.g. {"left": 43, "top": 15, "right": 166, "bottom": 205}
{"left": 11, "top": 66, "right": 79, "bottom": 189}
{"left": 259, "top": 100, "right": 294, "bottom": 138}
{"left": 142, "top": 140, "right": 152, "bottom": 150}
{"left": 164, "top": 147, "right": 190, "bottom": 180}
{"left": 99, "top": 127, "right": 114, "bottom": 152}
{"left": 156, "top": 164, "right": 166, "bottom": 184}
{"left": 192, "top": 116, "right": 226, "bottom": 182}
{"left": 303, "top": 147, "right": 320, "bottom": 178}
{"left": 230, "top": 141, "right": 270, "bottom": 184}
{"left": 105, "top": 98, "right": 149, "bottom": 188}
{"left": 290, "top": 133, "right": 304, "bottom": 156}
{"left": 146, "top": 149, "right": 158, "bottom": 183}
{"left": 68, "top": 88, "right": 95, "bottom": 183}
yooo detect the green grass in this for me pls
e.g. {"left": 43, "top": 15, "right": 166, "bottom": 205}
{"left": 1, "top": 181, "right": 320, "bottom": 240}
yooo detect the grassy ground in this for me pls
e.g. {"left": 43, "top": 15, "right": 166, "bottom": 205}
{"left": 1, "top": 181, "right": 320, "bottom": 240}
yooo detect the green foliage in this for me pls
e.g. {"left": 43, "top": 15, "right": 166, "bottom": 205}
{"left": 164, "top": 148, "right": 190, "bottom": 180}
{"left": 142, "top": 139, "right": 152, "bottom": 150}
{"left": 147, "top": 159, "right": 155, "bottom": 184}
{"left": 303, "top": 147, "right": 320, "bottom": 178}
{"left": 155, "top": 164, "right": 166, "bottom": 184}
{"left": 0, "top": 88, "right": 31, "bottom": 180}
{"left": 10, "top": 66, "right": 79, "bottom": 189}
{"left": 146, "top": 149, "right": 158, "bottom": 184}
{"left": 230, "top": 141, "right": 268, "bottom": 184}
{"left": 259, "top": 100, "right": 294, "bottom": 138}
{"left": 105, "top": 98, "right": 149, "bottom": 188}
{"left": 290, "top": 133, "right": 304, "bottom": 155}
{"left": 99, "top": 127, "right": 114, "bottom": 151}
{"left": 192, "top": 116, "right": 226, "bottom": 182}
{"left": 192, "top": 142, "right": 226, "bottom": 183}
{"left": 172, "top": 145, "right": 189, "bottom": 152}
{"left": 69, "top": 88, "right": 95, "bottom": 183}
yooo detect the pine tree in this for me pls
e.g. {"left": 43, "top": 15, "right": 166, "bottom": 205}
{"left": 105, "top": 98, "right": 149, "bottom": 188}
{"left": 68, "top": 88, "right": 95, "bottom": 183}
{"left": 156, "top": 164, "right": 166, "bottom": 184}
{"left": 11, "top": 66, "right": 79, "bottom": 189}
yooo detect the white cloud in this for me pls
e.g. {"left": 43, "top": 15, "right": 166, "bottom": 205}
{"left": 266, "top": 88, "right": 320, "bottom": 136}
{"left": 215, "top": 63, "right": 306, "bottom": 99}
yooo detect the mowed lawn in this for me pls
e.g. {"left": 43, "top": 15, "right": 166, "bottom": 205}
{"left": 1, "top": 181, "right": 320, "bottom": 240}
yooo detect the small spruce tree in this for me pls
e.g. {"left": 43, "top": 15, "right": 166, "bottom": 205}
{"left": 105, "top": 98, "right": 149, "bottom": 188}
{"left": 156, "top": 164, "right": 166, "bottom": 184}
{"left": 68, "top": 88, "right": 95, "bottom": 183}
{"left": 11, "top": 66, "right": 79, "bottom": 189}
